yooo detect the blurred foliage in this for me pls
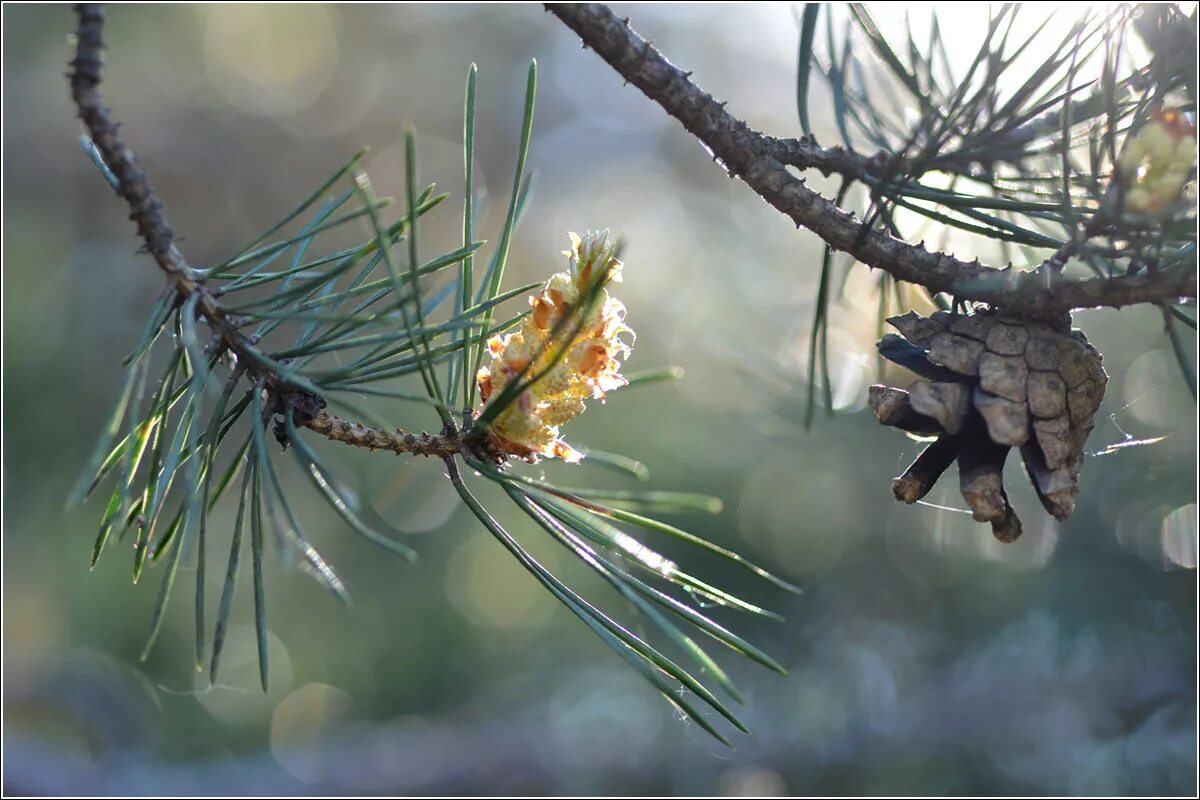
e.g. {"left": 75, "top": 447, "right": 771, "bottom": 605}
{"left": 3, "top": 3, "right": 1197, "bottom": 795}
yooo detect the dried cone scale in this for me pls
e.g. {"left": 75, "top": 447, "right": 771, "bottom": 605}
{"left": 869, "top": 309, "right": 1107, "bottom": 542}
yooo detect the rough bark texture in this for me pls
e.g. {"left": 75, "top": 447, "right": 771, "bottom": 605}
{"left": 305, "top": 414, "right": 462, "bottom": 458}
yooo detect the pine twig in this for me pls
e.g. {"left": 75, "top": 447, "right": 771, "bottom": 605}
{"left": 67, "top": 6, "right": 807, "bottom": 744}
{"left": 304, "top": 413, "right": 462, "bottom": 458}
{"left": 545, "top": 2, "right": 1196, "bottom": 316}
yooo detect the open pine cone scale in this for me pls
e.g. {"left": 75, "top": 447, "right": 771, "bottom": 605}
{"left": 869, "top": 309, "right": 1108, "bottom": 542}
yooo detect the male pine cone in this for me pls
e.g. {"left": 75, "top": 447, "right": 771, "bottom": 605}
{"left": 868, "top": 309, "right": 1107, "bottom": 542}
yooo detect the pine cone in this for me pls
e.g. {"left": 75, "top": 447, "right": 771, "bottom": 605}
{"left": 868, "top": 309, "right": 1107, "bottom": 542}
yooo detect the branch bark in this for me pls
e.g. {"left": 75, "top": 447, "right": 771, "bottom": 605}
{"left": 305, "top": 413, "right": 461, "bottom": 458}
{"left": 545, "top": 3, "right": 1196, "bottom": 317}
{"left": 69, "top": 3, "right": 461, "bottom": 459}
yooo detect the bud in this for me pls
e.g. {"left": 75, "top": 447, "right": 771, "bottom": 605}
{"left": 477, "top": 230, "right": 633, "bottom": 462}
{"left": 1116, "top": 107, "right": 1197, "bottom": 215}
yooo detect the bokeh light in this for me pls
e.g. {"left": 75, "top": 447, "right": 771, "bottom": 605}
{"left": 444, "top": 533, "right": 555, "bottom": 630}
{"left": 203, "top": 5, "right": 339, "bottom": 119}
{"left": 1161, "top": 503, "right": 1198, "bottom": 569}
{"left": 270, "top": 683, "right": 353, "bottom": 782}
{"left": 3, "top": 2, "right": 1194, "bottom": 795}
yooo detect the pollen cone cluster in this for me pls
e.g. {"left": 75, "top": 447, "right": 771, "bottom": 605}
{"left": 476, "top": 230, "right": 633, "bottom": 463}
{"left": 869, "top": 309, "right": 1107, "bottom": 542}
{"left": 1117, "top": 107, "right": 1197, "bottom": 215}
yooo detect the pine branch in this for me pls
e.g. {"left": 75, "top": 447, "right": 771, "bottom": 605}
{"left": 68, "top": 5, "right": 792, "bottom": 744}
{"left": 545, "top": 2, "right": 1197, "bottom": 316}
{"left": 68, "top": 3, "right": 452, "bottom": 459}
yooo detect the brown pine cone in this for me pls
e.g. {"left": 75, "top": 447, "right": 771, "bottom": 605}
{"left": 869, "top": 309, "right": 1107, "bottom": 542}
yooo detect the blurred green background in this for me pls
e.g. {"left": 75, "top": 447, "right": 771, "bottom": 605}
{"left": 3, "top": 3, "right": 1196, "bottom": 795}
